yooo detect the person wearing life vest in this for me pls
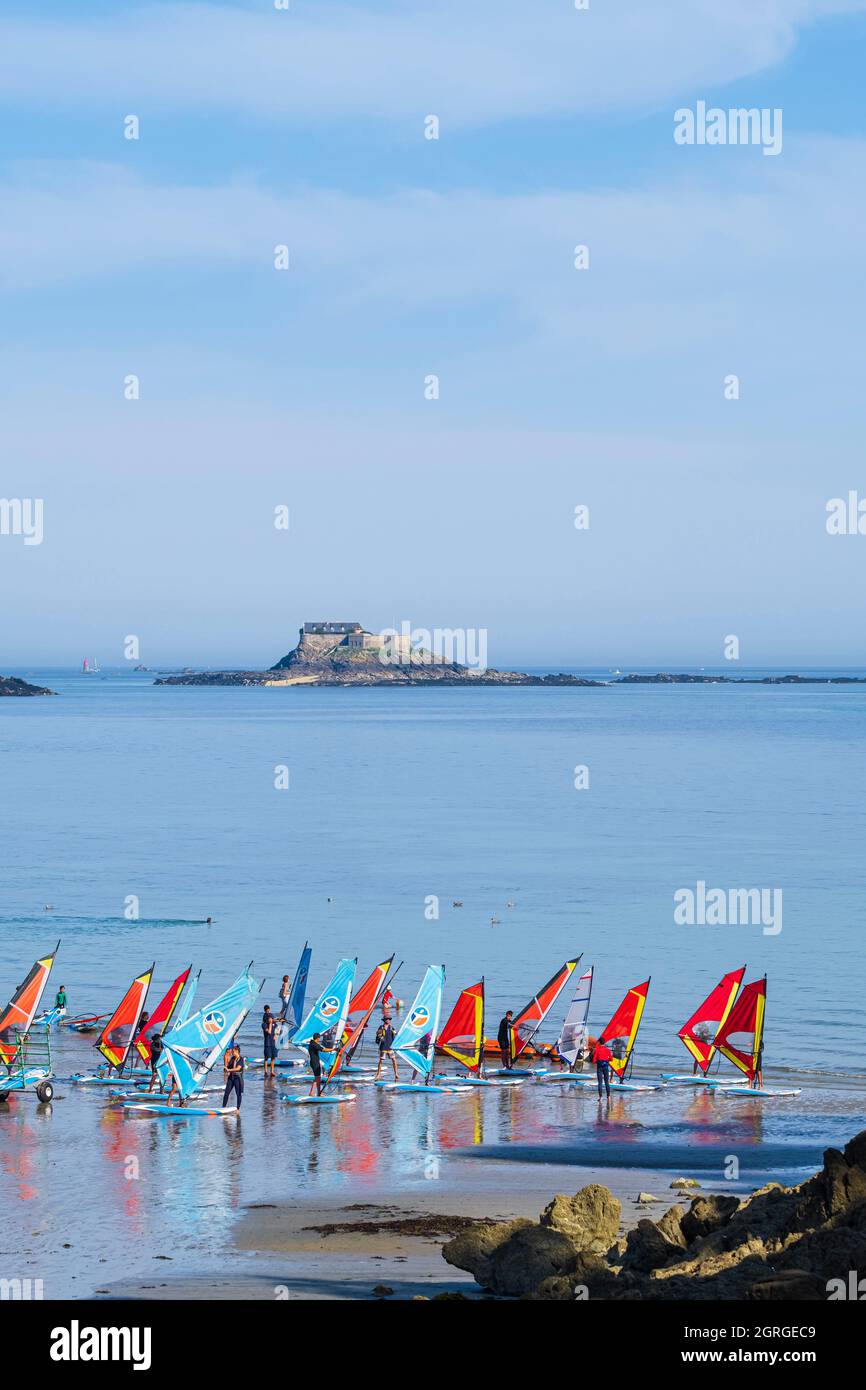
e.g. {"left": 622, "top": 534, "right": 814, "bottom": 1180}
{"left": 591, "top": 1037, "right": 613, "bottom": 1099}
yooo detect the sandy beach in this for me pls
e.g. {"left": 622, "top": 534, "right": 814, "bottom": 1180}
{"left": 93, "top": 1167, "right": 711, "bottom": 1300}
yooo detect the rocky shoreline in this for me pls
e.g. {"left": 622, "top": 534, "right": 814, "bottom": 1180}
{"left": 153, "top": 668, "right": 866, "bottom": 689}
{"left": 441, "top": 1130, "right": 866, "bottom": 1300}
{"left": 0, "top": 674, "right": 55, "bottom": 696}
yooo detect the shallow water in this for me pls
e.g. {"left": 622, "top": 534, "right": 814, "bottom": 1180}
{"left": 1, "top": 670, "right": 864, "bottom": 1295}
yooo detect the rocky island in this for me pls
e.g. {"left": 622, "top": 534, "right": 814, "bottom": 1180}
{"left": 0, "top": 674, "right": 55, "bottom": 696}
{"left": 154, "top": 621, "right": 603, "bottom": 687}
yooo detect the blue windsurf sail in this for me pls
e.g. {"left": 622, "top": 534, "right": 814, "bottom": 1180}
{"left": 391, "top": 965, "right": 445, "bottom": 1077}
{"left": 280, "top": 943, "right": 312, "bottom": 1044}
{"left": 292, "top": 958, "right": 356, "bottom": 1053}
{"left": 172, "top": 969, "right": 200, "bottom": 1030}
{"left": 157, "top": 969, "right": 261, "bottom": 1101}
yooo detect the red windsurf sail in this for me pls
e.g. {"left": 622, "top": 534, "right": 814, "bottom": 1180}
{"left": 97, "top": 966, "right": 153, "bottom": 1070}
{"left": 512, "top": 955, "right": 582, "bottom": 1059}
{"left": 348, "top": 957, "right": 394, "bottom": 1027}
{"left": 133, "top": 966, "right": 191, "bottom": 1062}
{"left": 678, "top": 966, "right": 745, "bottom": 1073}
{"left": 343, "top": 956, "right": 396, "bottom": 1060}
{"left": 715, "top": 976, "right": 766, "bottom": 1082}
{"left": 0, "top": 945, "right": 59, "bottom": 1067}
{"left": 438, "top": 980, "right": 484, "bottom": 1073}
{"left": 600, "top": 979, "right": 650, "bottom": 1076}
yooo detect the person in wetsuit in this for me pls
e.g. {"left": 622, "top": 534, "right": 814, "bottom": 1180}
{"left": 308, "top": 1032, "right": 325, "bottom": 1096}
{"left": 148, "top": 1031, "right": 164, "bottom": 1092}
{"left": 497, "top": 1010, "right": 514, "bottom": 1069}
{"left": 222, "top": 1042, "right": 244, "bottom": 1110}
{"left": 262, "top": 1004, "right": 277, "bottom": 1078}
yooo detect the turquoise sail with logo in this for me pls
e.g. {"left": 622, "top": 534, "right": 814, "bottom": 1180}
{"left": 157, "top": 969, "right": 261, "bottom": 1101}
{"left": 391, "top": 965, "right": 445, "bottom": 1076}
{"left": 292, "top": 958, "right": 356, "bottom": 1052}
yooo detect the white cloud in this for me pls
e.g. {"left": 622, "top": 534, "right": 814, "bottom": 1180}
{"left": 1, "top": 142, "right": 863, "bottom": 374}
{"left": 0, "top": 0, "right": 862, "bottom": 125}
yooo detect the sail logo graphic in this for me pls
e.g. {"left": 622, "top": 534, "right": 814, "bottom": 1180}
{"left": 203, "top": 1010, "right": 225, "bottom": 1035}
{"left": 410, "top": 1005, "right": 430, "bottom": 1030}
{"left": 320, "top": 995, "right": 340, "bottom": 1018}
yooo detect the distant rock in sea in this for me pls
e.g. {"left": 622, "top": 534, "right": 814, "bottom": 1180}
{"left": 0, "top": 675, "right": 55, "bottom": 696}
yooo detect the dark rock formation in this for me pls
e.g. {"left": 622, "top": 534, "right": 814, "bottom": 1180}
{"left": 0, "top": 675, "right": 55, "bottom": 696}
{"left": 442, "top": 1131, "right": 866, "bottom": 1300}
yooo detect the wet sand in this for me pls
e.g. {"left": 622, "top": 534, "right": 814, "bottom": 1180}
{"left": 94, "top": 1167, "right": 710, "bottom": 1300}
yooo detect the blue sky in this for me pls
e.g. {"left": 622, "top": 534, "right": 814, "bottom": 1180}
{"left": 2, "top": 0, "right": 866, "bottom": 667}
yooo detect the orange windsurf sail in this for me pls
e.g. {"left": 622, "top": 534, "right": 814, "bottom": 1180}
{"left": 600, "top": 979, "right": 650, "bottom": 1076}
{"left": 0, "top": 945, "right": 59, "bottom": 1067}
{"left": 678, "top": 967, "right": 745, "bottom": 1073}
{"left": 438, "top": 980, "right": 484, "bottom": 1073}
{"left": 512, "top": 955, "right": 582, "bottom": 1059}
{"left": 97, "top": 966, "right": 153, "bottom": 1070}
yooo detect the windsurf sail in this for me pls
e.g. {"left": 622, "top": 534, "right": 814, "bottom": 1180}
{"left": 96, "top": 965, "right": 153, "bottom": 1071}
{"left": 0, "top": 944, "right": 59, "bottom": 1067}
{"left": 678, "top": 966, "right": 745, "bottom": 1074}
{"left": 390, "top": 965, "right": 445, "bottom": 1078}
{"left": 157, "top": 968, "right": 262, "bottom": 1102}
{"left": 279, "top": 943, "right": 312, "bottom": 1043}
{"left": 347, "top": 957, "right": 394, "bottom": 1031}
{"left": 323, "top": 965, "right": 396, "bottom": 1090}
{"left": 173, "top": 969, "right": 200, "bottom": 1030}
{"left": 512, "top": 954, "right": 582, "bottom": 1059}
{"left": 554, "top": 966, "right": 593, "bottom": 1067}
{"left": 292, "top": 958, "right": 356, "bottom": 1052}
{"left": 715, "top": 976, "right": 766, "bottom": 1083}
{"left": 134, "top": 966, "right": 191, "bottom": 1062}
{"left": 345, "top": 956, "right": 399, "bottom": 1061}
{"left": 600, "top": 979, "right": 650, "bottom": 1077}
{"left": 437, "top": 979, "right": 484, "bottom": 1074}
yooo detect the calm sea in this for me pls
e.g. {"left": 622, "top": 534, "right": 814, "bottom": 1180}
{"left": 1, "top": 669, "right": 864, "bottom": 1294}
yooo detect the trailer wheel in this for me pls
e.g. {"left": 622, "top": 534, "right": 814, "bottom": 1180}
{"left": 36, "top": 1081, "right": 54, "bottom": 1103}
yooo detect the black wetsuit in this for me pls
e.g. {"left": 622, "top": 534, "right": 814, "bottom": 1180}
{"left": 222, "top": 1051, "right": 244, "bottom": 1108}
{"left": 497, "top": 1017, "right": 513, "bottom": 1069}
{"left": 308, "top": 1039, "right": 324, "bottom": 1094}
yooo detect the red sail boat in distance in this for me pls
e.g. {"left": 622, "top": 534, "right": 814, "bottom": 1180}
{"left": 677, "top": 966, "right": 746, "bottom": 1074}
{"left": 599, "top": 979, "right": 650, "bottom": 1078}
